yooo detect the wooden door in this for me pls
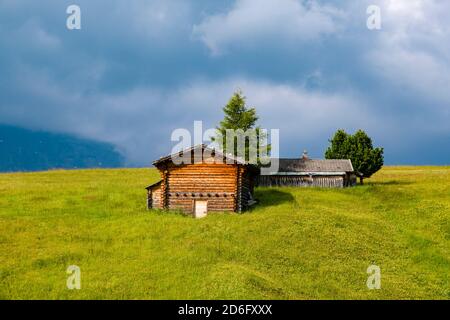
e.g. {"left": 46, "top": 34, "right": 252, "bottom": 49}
{"left": 194, "top": 200, "right": 208, "bottom": 218}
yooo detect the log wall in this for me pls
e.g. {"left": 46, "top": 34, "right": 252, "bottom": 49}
{"left": 152, "top": 187, "right": 162, "bottom": 209}
{"left": 164, "top": 163, "right": 239, "bottom": 213}
{"left": 147, "top": 184, "right": 163, "bottom": 209}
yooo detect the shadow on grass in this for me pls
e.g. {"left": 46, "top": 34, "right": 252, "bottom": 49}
{"left": 254, "top": 189, "right": 295, "bottom": 208}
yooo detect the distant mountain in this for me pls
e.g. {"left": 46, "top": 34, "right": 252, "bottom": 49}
{"left": 0, "top": 124, "right": 124, "bottom": 172}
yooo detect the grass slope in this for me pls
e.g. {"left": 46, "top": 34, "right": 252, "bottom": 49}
{"left": 0, "top": 167, "right": 449, "bottom": 299}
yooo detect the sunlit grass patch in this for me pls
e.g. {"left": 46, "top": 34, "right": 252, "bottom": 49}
{"left": 0, "top": 166, "right": 449, "bottom": 299}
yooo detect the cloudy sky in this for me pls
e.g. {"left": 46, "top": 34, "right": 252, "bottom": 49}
{"left": 0, "top": 0, "right": 449, "bottom": 165}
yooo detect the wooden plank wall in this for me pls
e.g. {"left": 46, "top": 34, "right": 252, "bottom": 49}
{"left": 257, "top": 175, "right": 346, "bottom": 188}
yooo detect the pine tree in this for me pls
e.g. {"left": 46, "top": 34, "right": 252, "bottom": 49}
{"left": 214, "top": 90, "right": 269, "bottom": 164}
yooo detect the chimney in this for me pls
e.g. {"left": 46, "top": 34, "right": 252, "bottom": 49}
{"left": 302, "top": 150, "right": 309, "bottom": 160}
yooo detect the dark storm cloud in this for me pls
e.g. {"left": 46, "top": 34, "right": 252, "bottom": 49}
{"left": 0, "top": 0, "right": 449, "bottom": 165}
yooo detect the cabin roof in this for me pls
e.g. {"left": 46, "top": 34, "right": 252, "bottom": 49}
{"left": 275, "top": 158, "right": 354, "bottom": 173}
{"left": 145, "top": 180, "right": 162, "bottom": 190}
{"left": 152, "top": 144, "right": 247, "bottom": 166}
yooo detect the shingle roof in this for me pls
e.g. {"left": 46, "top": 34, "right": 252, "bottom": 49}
{"left": 145, "top": 180, "right": 161, "bottom": 190}
{"left": 276, "top": 158, "right": 354, "bottom": 173}
{"left": 152, "top": 144, "right": 247, "bottom": 166}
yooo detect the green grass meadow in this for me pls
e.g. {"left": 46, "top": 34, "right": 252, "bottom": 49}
{"left": 0, "top": 166, "right": 449, "bottom": 299}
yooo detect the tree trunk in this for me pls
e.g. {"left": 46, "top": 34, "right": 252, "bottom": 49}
{"left": 360, "top": 176, "right": 364, "bottom": 185}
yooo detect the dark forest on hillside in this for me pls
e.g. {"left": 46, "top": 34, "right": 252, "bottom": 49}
{"left": 0, "top": 125, "right": 124, "bottom": 172}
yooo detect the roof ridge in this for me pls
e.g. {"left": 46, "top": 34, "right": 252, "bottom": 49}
{"left": 152, "top": 144, "right": 247, "bottom": 166}
{"left": 276, "top": 158, "right": 352, "bottom": 161}
{"left": 273, "top": 158, "right": 354, "bottom": 173}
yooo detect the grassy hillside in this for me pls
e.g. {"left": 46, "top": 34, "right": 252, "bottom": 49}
{"left": 0, "top": 166, "right": 449, "bottom": 299}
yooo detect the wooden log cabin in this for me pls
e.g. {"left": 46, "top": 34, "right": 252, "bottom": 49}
{"left": 257, "top": 151, "right": 358, "bottom": 188}
{"left": 146, "top": 145, "right": 259, "bottom": 217}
